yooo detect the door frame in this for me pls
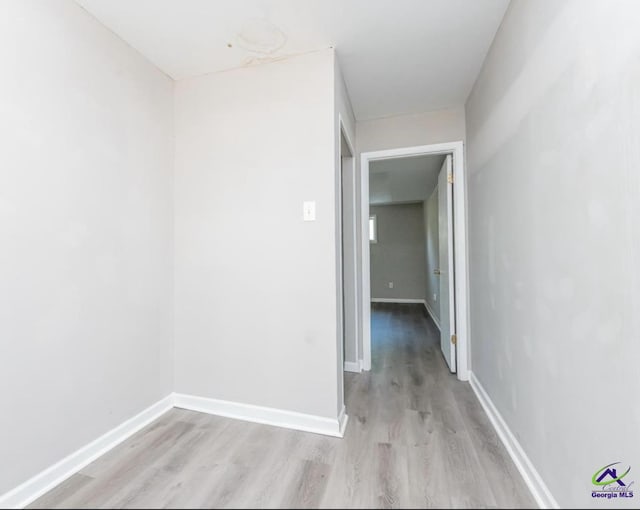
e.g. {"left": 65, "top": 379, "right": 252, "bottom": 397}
{"left": 360, "top": 141, "right": 470, "bottom": 381}
{"left": 337, "top": 114, "right": 359, "bottom": 382}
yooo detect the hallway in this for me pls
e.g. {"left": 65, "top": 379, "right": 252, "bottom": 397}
{"left": 337, "top": 303, "right": 535, "bottom": 507}
{"left": 30, "top": 304, "right": 534, "bottom": 509}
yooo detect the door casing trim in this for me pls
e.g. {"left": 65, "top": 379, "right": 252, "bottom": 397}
{"left": 360, "top": 141, "right": 469, "bottom": 380}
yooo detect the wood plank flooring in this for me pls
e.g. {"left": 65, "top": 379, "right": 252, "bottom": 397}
{"left": 29, "top": 303, "right": 535, "bottom": 509}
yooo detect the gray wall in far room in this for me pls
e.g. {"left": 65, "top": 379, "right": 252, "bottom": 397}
{"left": 370, "top": 203, "right": 426, "bottom": 300}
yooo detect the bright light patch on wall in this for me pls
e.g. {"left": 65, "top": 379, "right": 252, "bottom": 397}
{"left": 369, "top": 215, "right": 377, "bottom": 243}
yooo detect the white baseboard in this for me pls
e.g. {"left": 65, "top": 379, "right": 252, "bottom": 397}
{"left": 173, "top": 393, "right": 347, "bottom": 438}
{"left": 344, "top": 360, "right": 363, "bottom": 373}
{"left": 0, "top": 394, "right": 174, "bottom": 509}
{"left": 1, "top": 394, "right": 348, "bottom": 508}
{"left": 337, "top": 405, "right": 349, "bottom": 436}
{"left": 371, "top": 298, "right": 425, "bottom": 303}
{"left": 469, "top": 372, "right": 559, "bottom": 509}
{"left": 423, "top": 300, "right": 441, "bottom": 330}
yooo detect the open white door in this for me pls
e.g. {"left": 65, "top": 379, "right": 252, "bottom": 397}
{"left": 438, "top": 155, "right": 456, "bottom": 372}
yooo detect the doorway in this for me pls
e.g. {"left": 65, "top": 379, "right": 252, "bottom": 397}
{"left": 360, "top": 142, "right": 469, "bottom": 381}
{"left": 337, "top": 118, "right": 358, "bottom": 411}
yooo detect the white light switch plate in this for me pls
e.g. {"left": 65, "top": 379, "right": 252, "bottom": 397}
{"left": 303, "top": 201, "right": 316, "bottom": 221}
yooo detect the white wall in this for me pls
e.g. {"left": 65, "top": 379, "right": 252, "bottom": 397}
{"left": 0, "top": 0, "right": 174, "bottom": 495}
{"left": 356, "top": 107, "right": 466, "bottom": 154}
{"left": 335, "top": 53, "right": 356, "bottom": 146}
{"left": 370, "top": 203, "right": 427, "bottom": 300}
{"left": 423, "top": 188, "right": 440, "bottom": 323}
{"left": 174, "top": 49, "right": 343, "bottom": 419}
{"left": 466, "top": 1, "right": 640, "bottom": 507}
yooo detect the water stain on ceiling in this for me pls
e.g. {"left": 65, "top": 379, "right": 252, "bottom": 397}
{"left": 231, "top": 18, "right": 289, "bottom": 67}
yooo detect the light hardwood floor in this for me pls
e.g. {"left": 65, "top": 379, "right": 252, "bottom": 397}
{"left": 30, "top": 303, "right": 535, "bottom": 509}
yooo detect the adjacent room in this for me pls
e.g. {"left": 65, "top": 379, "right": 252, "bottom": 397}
{"left": 2, "top": 1, "right": 640, "bottom": 509}
{"left": 368, "top": 154, "right": 447, "bottom": 369}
